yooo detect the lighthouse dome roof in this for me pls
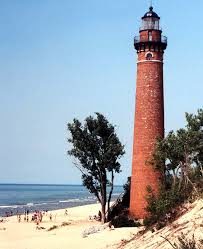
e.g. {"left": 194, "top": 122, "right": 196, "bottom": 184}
{"left": 142, "top": 6, "right": 160, "bottom": 19}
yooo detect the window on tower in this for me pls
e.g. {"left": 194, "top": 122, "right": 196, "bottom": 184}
{"left": 148, "top": 31, "right": 152, "bottom": 41}
{"left": 146, "top": 52, "right": 153, "bottom": 60}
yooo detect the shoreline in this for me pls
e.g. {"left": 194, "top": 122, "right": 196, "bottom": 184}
{"left": 0, "top": 201, "right": 118, "bottom": 228}
{"left": 0, "top": 198, "right": 119, "bottom": 218}
{"left": 0, "top": 202, "right": 136, "bottom": 249}
{"left": 2, "top": 201, "right": 114, "bottom": 223}
{"left": 0, "top": 184, "right": 122, "bottom": 217}
{"left": 0, "top": 200, "right": 99, "bottom": 218}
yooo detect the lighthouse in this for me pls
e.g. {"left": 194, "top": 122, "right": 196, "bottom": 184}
{"left": 130, "top": 6, "right": 167, "bottom": 218}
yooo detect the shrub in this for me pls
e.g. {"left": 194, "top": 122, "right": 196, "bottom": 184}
{"left": 145, "top": 109, "right": 203, "bottom": 228}
{"left": 173, "top": 234, "right": 203, "bottom": 249}
{"left": 143, "top": 185, "right": 192, "bottom": 229}
{"left": 121, "top": 177, "right": 131, "bottom": 208}
{"left": 107, "top": 177, "right": 131, "bottom": 222}
{"left": 111, "top": 214, "right": 141, "bottom": 228}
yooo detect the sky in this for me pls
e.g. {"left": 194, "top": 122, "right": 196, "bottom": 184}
{"left": 0, "top": 0, "right": 203, "bottom": 185}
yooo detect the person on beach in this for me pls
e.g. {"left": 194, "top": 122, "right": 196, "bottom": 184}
{"left": 65, "top": 209, "right": 68, "bottom": 216}
{"left": 32, "top": 212, "right": 37, "bottom": 222}
{"left": 49, "top": 213, "right": 52, "bottom": 221}
{"left": 98, "top": 211, "right": 102, "bottom": 221}
{"left": 39, "top": 212, "right": 43, "bottom": 222}
{"left": 35, "top": 217, "right": 39, "bottom": 226}
{"left": 18, "top": 214, "right": 21, "bottom": 223}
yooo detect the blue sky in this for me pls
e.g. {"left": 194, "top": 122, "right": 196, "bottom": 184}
{"left": 0, "top": 0, "right": 202, "bottom": 185}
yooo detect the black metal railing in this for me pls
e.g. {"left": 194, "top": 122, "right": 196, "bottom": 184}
{"left": 139, "top": 25, "right": 161, "bottom": 31}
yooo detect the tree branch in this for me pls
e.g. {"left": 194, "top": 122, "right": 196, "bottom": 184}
{"left": 160, "top": 236, "right": 177, "bottom": 249}
{"left": 73, "top": 160, "right": 87, "bottom": 175}
{"left": 73, "top": 160, "right": 102, "bottom": 203}
{"left": 107, "top": 170, "right": 114, "bottom": 221}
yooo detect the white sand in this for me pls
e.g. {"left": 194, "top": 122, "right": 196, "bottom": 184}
{"left": 110, "top": 199, "right": 203, "bottom": 249}
{"left": 0, "top": 203, "right": 136, "bottom": 249}
{"left": 0, "top": 200, "right": 202, "bottom": 249}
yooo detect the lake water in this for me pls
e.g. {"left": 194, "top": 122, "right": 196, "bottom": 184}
{"left": 0, "top": 184, "right": 123, "bottom": 217}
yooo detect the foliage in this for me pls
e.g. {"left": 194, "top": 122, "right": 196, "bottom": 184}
{"left": 110, "top": 213, "right": 141, "bottom": 228}
{"left": 144, "top": 109, "right": 203, "bottom": 228}
{"left": 166, "top": 234, "right": 203, "bottom": 249}
{"left": 175, "top": 234, "right": 202, "bottom": 249}
{"left": 161, "top": 233, "right": 203, "bottom": 249}
{"left": 143, "top": 185, "right": 190, "bottom": 228}
{"left": 67, "top": 113, "right": 125, "bottom": 223}
{"left": 122, "top": 177, "right": 131, "bottom": 208}
{"left": 107, "top": 177, "right": 131, "bottom": 222}
{"left": 152, "top": 109, "right": 203, "bottom": 191}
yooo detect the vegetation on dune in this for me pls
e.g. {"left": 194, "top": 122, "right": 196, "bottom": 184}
{"left": 174, "top": 234, "right": 203, "bottom": 249}
{"left": 67, "top": 113, "right": 125, "bottom": 223}
{"left": 107, "top": 177, "right": 136, "bottom": 227}
{"left": 144, "top": 109, "right": 203, "bottom": 228}
{"left": 107, "top": 109, "right": 203, "bottom": 230}
{"left": 162, "top": 234, "right": 203, "bottom": 249}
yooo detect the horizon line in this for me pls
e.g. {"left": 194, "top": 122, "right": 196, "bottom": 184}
{"left": 0, "top": 183, "right": 123, "bottom": 187}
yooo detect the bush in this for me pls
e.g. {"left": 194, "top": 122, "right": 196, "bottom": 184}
{"left": 111, "top": 214, "right": 141, "bottom": 228}
{"left": 162, "top": 234, "right": 203, "bottom": 249}
{"left": 145, "top": 109, "right": 203, "bottom": 228}
{"left": 121, "top": 177, "right": 131, "bottom": 208}
{"left": 107, "top": 177, "right": 131, "bottom": 222}
{"left": 174, "top": 234, "right": 203, "bottom": 249}
{"left": 143, "top": 185, "right": 192, "bottom": 229}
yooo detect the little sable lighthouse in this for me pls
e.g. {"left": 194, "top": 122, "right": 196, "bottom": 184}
{"left": 130, "top": 6, "right": 167, "bottom": 218}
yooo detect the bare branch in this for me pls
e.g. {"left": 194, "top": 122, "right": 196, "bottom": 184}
{"left": 72, "top": 160, "right": 87, "bottom": 175}
{"left": 160, "top": 236, "right": 177, "bottom": 249}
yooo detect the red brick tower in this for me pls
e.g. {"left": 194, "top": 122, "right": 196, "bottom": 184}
{"left": 130, "top": 6, "right": 167, "bottom": 218}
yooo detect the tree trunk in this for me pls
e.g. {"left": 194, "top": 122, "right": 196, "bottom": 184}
{"left": 100, "top": 172, "right": 107, "bottom": 224}
{"left": 179, "top": 162, "right": 184, "bottom": 190}
{"left": 172, "top": 169, "right": 176, "bottom": 188}
{"left": 200, "top": 165, "right": 203, "bottom": 176}
{"left": 101, "top": 200, "right": 106, "bottom": 224}
{"left": 107, "top": 170, "right": 114, "bottom": 221}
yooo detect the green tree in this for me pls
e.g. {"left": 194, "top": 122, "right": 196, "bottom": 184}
{"left": 67, "top": 113, "right": 125, "bottom": 223}
{"left": 144, "top": 109, "right": 203, "bottom": 227}
{"left": 152, "top": 109, "right": 203, "bottom": 193}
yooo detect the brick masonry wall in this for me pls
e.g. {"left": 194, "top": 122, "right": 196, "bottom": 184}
{"left": 140, "top": 30, "right": 161, "bottom": 42}
{"left": 129, "top": 52, "right": 164, "bottom": 218}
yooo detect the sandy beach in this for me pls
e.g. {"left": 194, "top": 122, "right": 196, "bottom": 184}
{"left": 1, "top": 200, "right": 203, "bottom": 249}
{"left": 0, "top": 203, "right": 137, "bottom": 249}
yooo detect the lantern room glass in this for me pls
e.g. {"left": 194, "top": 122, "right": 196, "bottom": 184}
{"left": 141, "top": 17, "right": 160, "bottom": 31}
